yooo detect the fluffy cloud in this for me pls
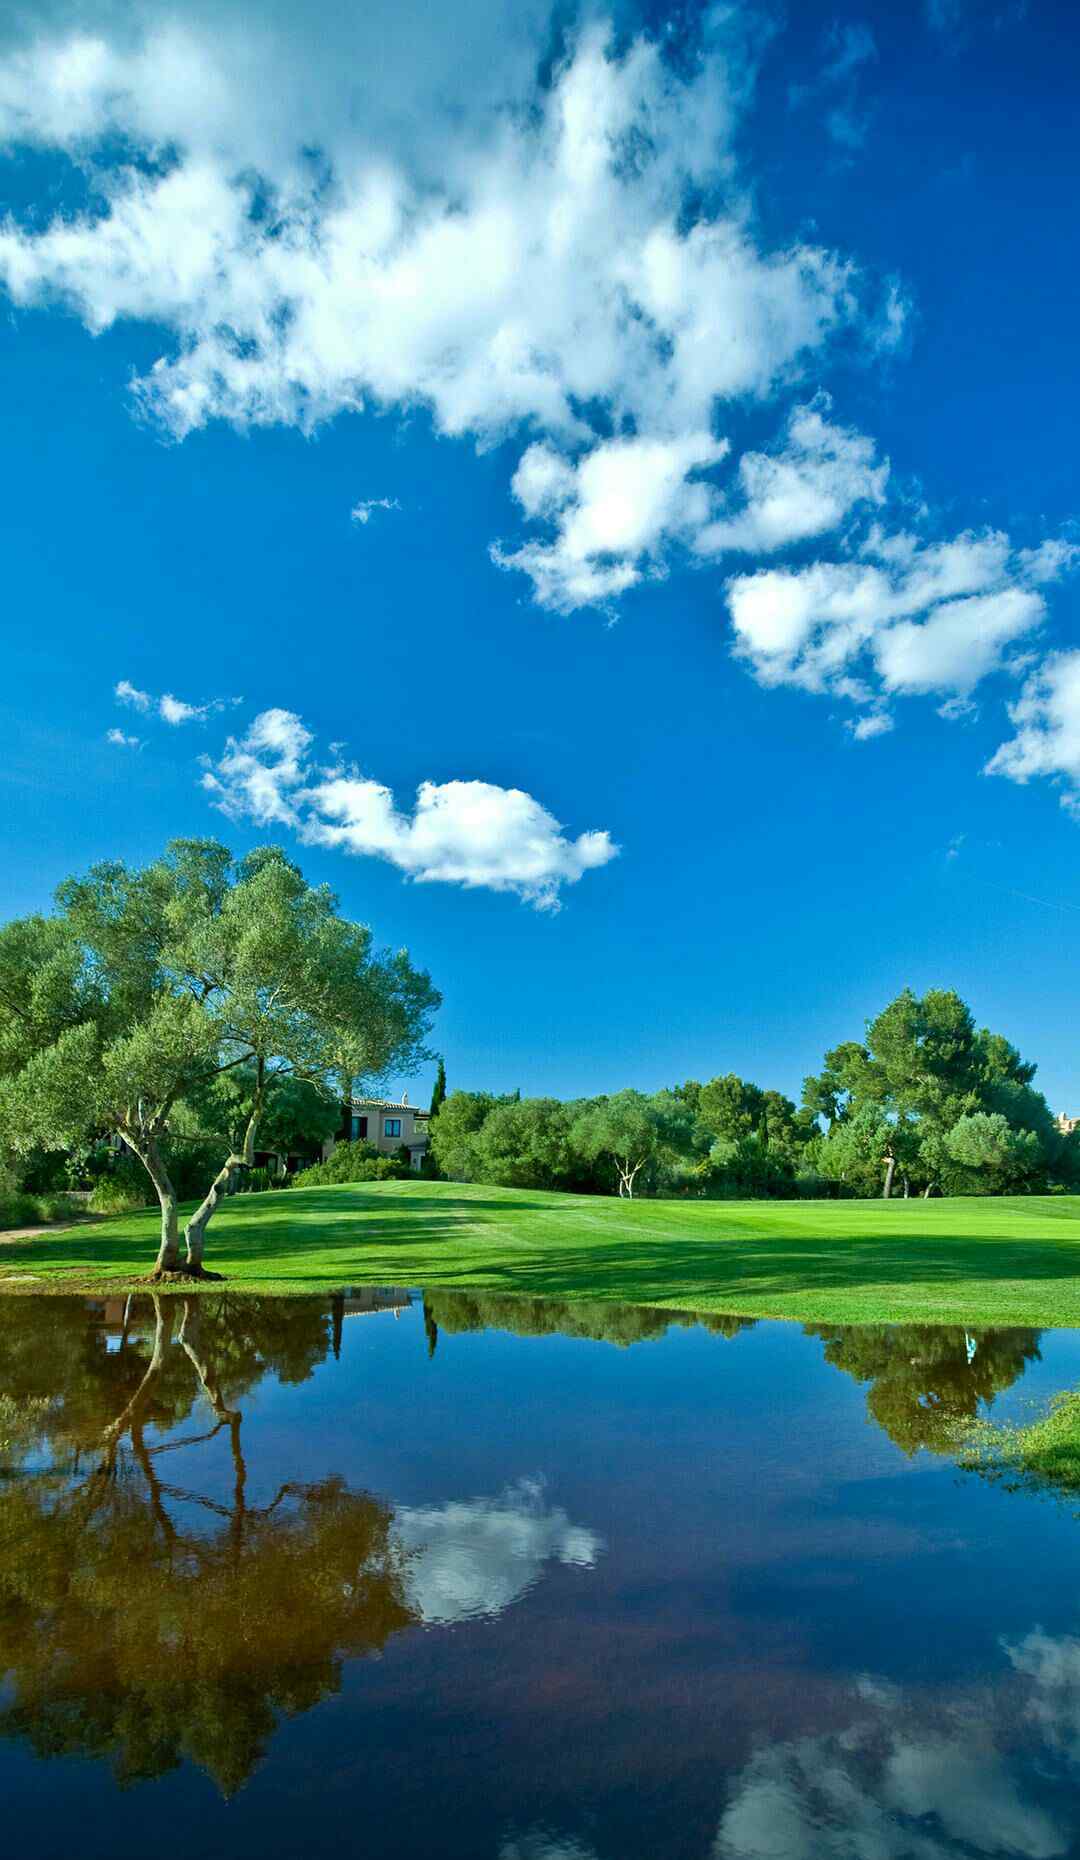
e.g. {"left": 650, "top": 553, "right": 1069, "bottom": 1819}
{"left": 494, "top": 400, "right": 888, "bottom": 612}
{"left": 847, "top": 710, "right": 894, "bottom": 742}
{"left": 0, "top": 14, "right": 862, "bottom": 453}
{"left": 495, "top": 431, "right": 728, "bottom": 612}
{"left": 392, "top": 1479, "right": 601, "bottom": 1625}
{"left": 725, "top": 525, "right": 1071, "bottom": 726}
{"left": 985, "top": 650, "right": 1080, "bottom": 813}
{"left": 3, "top": 4, "right": 1072, "bottom": 788}
{"left": 715, "top": 1663, "right": 1073, "bottom": 1859}
{"left": 105, "top": 726, "right": 141, "bottom": 747}
{"left": 202, "top": 709, "right": 618, "bottom": 909}
{"left": 694, "top": 399, "right": 887, "bottom": 557}
{"left": 115, "top": 678, "right": 240, "bottom": 726}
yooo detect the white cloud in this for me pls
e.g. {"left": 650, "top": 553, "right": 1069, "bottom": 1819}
{"left": 3, "top": 3, "right": 1073, "bottom": 797}
{"left": 985, "top": 650, "right": 1080, "bottom": 813}
{"left": 495, "top": 431, "right": 728, "bottom": 612}
{"left": 847, "top": 710, "right": 894, "bottom": 742}
{"left": 392, "top": 1478, "right": 601, "bottom": 1624}
{"left": 351, "top": 496, "right": 401, "bottom": 525}
{"left": 0, "top": 16, "right": 864, "bottom": 456}
{"left": 694, "top": 398, "right": 887, "bottom": 558}
{"left": 105, "top": 726, "right": 141, "bottom": 747}
{"left": 115, "top": 679, "right": 241, "bottom": 726}
{"left": 202, "top": 708, "right": 619, "bottom": 909}
{"left": 725, "top": 524, "right": 1071, "bottom": 718}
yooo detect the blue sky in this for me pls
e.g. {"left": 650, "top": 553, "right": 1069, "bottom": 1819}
{"left": 0, "top": 0, "right": 1078, "bottom": 1112}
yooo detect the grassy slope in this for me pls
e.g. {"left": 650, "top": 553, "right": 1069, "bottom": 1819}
{"left": 4, "top": 1179, "right": 1080, "bottom": 1324}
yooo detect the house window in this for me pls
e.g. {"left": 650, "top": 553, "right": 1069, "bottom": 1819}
{"left": 384, "top": 1118, "right": 402, "bottom": 1139}
{"left": 351, "top": 1115, "right": 368, "bottom": 1141}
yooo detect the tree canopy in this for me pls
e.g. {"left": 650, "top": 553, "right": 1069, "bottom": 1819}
{"left": 0, "top": 840, "right": 438, "bottom": 1273}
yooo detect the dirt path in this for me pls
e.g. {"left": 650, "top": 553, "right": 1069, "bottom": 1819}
{"left": 0, "top": 1215, "right": 105, "bottom": 1244}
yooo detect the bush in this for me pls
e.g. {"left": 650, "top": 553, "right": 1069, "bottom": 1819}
{"left": 35, "top": 1192, "right": 82, "bottom": 1223}
{"left": 88, "top": 1178, "right": 151, "bottom": 1215}
{"left": 238, "top": 1166, "right": 275, "bottom": 1194}
{"left": 0, "top": 1192, "right": 40, "bottom": 1231}
{"left": 293, "top": 1140, "right": 411, "bottom": 1187}
{"left": 0, "top": 1190, "right": 83, "bottom": 1229}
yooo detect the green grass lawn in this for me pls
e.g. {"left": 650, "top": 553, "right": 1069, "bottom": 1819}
{"left": 5, "top": 1179, "right": 1080, "bottom": 1325}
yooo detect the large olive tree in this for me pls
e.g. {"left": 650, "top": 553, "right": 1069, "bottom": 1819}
{"left": 0, "top": 839, "right": 439, "bottom": 1278}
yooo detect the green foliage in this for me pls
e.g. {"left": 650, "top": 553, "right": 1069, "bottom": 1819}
{"left": 238, "top": 1166, "right": 275, "bottom": 1194}
{"left": 429, "top": 1056, "right": 447, "bottom": 1118}
{"left": 801, "top": 986, "right": 1065, "bottom": 1198}
{"left": 88, "top": 1177, "right": 150, "bottom": 1215}
{"left": 469, "top": 1096, "right": 574, "bottom": 1189}
{"left": 0, "top": 839, "right": 439, "bottom": 1269}
{"left": 293, "top": 1140, "right": 410, "bottom": 1186}
{"left": 428, "top": 1091, "right": 499, "bottom": 1180}
{"left": 0, "top": 1192, "right": 39, "bottom": 1230}
{"left": 570, "top": 1090, "right": 660, "bottom": 1196}
{"left": 0, "top": 1189, "right": 81, "bottom": 1230}
{"left": 945, "top": 1112, "right": 1044, "bottom": 1193}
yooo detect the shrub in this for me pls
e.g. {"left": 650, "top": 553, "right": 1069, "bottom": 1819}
{"left": 238, "top": 1166, "right": 275, "bottom": 1194}
{"left": 34, "top": 1192, "right": 81, "bottom": 1223}
{"left": 0, "top": 1192, "right": 40, "bottom": 1231}
{"left": 88, "top": 1178, "right": 150, "bottom": 1215}
{"left": 293, "top": 1141, "right": 411, "bottom": 1187}
{"left": 0, "top": 1190, "right": 82, "bottom": 1229}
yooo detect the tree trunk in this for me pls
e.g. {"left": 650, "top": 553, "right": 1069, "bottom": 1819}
{"left": 101, "top": 1295, "right": 172, "bottom": 1468}
{"left": 882, "top": 1153, "right": 896, "bottom": 1200}
{"left": 902, "top": 1174, "right": 910, "bottom": 1199}
{"left": 923, "top": 1182, "right": 933, "bottom": 1199}
{"left": 183, "top": 1063, "right": 264, "bottom": 1275}
{"left": 135, "top": 1136, "right": 181, "bottom": 1277}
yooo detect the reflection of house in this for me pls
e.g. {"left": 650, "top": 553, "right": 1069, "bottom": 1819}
{"left": 84, "top": 1296, "right": 152, "bottom": 1352}
{"left": 337, "top": 1288, "right": 412, "bottom": 1319}
{"left": 325, "top": 1095, "right": 431, "bottom": 1172}
{"left": 330, "top": 1288, "right": 413, "bottom": 1358}
{"left": 1057, "top": 1113, "right": 1079, "bottom": 1136}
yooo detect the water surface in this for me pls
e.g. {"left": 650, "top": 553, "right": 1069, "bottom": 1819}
{"left": 3, "top": 1289, "right": 1080, "bottom": 1858}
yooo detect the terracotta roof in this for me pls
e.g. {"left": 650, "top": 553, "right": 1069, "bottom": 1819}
{"left": 348, "top": 1097, "right": 430, "bottom": 1118}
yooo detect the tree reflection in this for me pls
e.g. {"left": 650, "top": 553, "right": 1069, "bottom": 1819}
{"left": 0, "top": 1295, "right": 416, "bottom": 1794}
{"left": 423, "top": 1289, "right": 756, "bottom": 1350}
{"left": 805, "top": 1323, "right": 1043, "bottom": 1453}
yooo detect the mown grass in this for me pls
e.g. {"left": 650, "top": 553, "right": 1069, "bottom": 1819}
{"left": 4, "top": 1179, "right": 1080, "bottom": 1325}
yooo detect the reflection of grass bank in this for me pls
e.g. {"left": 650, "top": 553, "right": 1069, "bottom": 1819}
{"left": 4, "top": 1179, "right": 1080, "bottom": 1326}
{"left": 960, "top": 1390, "right": 1080, "bottom": 1497}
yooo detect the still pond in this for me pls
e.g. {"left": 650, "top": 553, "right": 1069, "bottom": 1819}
{"left": 3, "top": 1289, "right": 1080, "bottom": 1859}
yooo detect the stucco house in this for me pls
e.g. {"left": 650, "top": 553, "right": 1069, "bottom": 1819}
{"left": 326, "top": 1093, "right": 432, "bottom": 1172}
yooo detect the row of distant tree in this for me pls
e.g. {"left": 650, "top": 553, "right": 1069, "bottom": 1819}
{"left": 427, "top": 989, "right": 1080, "bottom": 1199}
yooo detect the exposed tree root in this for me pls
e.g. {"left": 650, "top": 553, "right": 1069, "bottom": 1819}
{"left": 147, "top": 1266, "right": 226, "bottom": 1285}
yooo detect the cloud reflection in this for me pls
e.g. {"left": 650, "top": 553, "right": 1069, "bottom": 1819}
{"left": 714, "top": 1662, "right": 1076, "bottom": 1860}
{"left": 393, "top": 1477, "right": 602, "bottom": 1626}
